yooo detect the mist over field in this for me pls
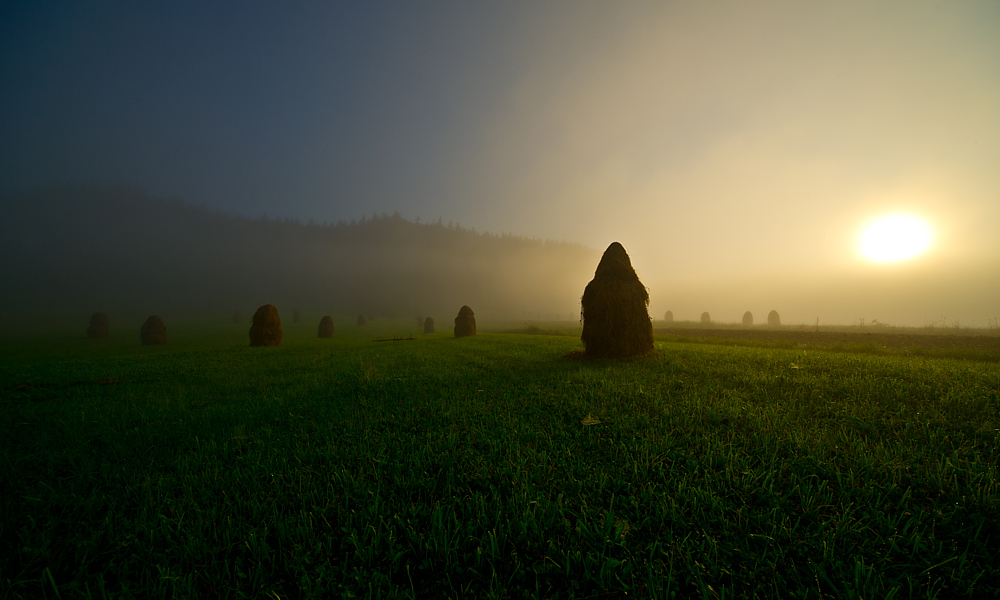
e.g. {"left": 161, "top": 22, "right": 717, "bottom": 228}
{"left": 1, "top": 2, "right": 998, "bottom": 328}
{"left": 0, "top": 185, "right": 595, "bottom": 329}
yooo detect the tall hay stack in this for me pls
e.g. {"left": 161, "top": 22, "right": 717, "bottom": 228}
{"left": 293, "top": 310, "right": 302, "bottom": 324}
{"left": 87, "top": 312, "right": 110, "bottom": 339}
{"left": 317, "top": 316, "right": 334, "bottom": 338}
{"left": 742, "top": 311, "right": 753, "bottom": 326}
{"left": 663, "top": 310, "right": 673, "bottom": 323}
{"left": 580, "top": 242, "right": 653, "bottom": 358}
{"left": 357, "top": 314, "right": 367, "bottom": 326}
{"left": 454, "top": 306, "right": 476, "bottom": 337}
{"left": 768, "top": 310, "right": 781, "bottom": 327}
{"left": 249, "top": 304, "right": 282, "bottom": 346}
{"left": 701, "top": 312, "right": 711, "bottom": 325}
{"left": 424, "top": 317, "right": 435, "bottom": 334}
{"left": 140, "top": 315, "right": 167, "bottom": 345}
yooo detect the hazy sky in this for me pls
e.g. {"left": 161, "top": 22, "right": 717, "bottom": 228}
{"left": 2, "top": 1, "right": 998, "bottom": 326}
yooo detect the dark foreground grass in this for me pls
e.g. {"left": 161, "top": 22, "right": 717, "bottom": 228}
{"left": 1, "top": 319, "right": 999, "bottom": 599}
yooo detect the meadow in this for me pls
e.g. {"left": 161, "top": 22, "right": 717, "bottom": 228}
{"left": 2, "top": 317, "right": 999, "bottom": 599}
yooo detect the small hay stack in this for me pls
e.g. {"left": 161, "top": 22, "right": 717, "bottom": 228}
{"left": 232, "top": 310, "right": 242, "bottom": 324}
{"left": 357, "top": 314, "right": 367, "bottom": 326}
{"left": 317, "top": 316, "right": 334, "bottom": 338}
{"left": 249, "top": 304, "right": 282, "bottom": 346}
{"left": 663, "top": 310, "right": 673, "bottom": 323}
{"left": 416, "top": 316, "right": 425, "bottom": 328}
{"left": 767, "top": 310, "right": 781, "bottom": 327}
{"left": 424, "top": 317, "right": 435, "bottom": 334}
{"left": 140, "top": 315, "right": 167, "bottom": 345}
{"left": 701, "top": 312, "right": 711, "bottom": 325}
{"left": 454, "top": 306, "right": 476, "bottom": 337}
{"left": 293, "top": 310, "right": 302, "bottom": 324}
{"left": 580, "top": 242, "right": 653, "bottom": 358}
{"left": 87, "top": 312, "right": 110, "bottom": 339}
{"left": 742, "top": 311, "right": 753, "bottom": 327}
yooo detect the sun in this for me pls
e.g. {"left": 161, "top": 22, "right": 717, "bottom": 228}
{"left": 858, "top": 214, "right": 933, "bottom": 263}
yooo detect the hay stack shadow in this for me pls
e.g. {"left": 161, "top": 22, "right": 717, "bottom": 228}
{"left": 318, "top": 316, "right": 334, "bottom": 338}
{"left": 87, "top": 312, "right": 109, "bottom": 339}
{"left": 454, "top": 306, "right": 476, "bottom": 337}
{"left": 424, "top": 317, "right": 435, "bottom": 334}
{"left": 249, "top": 304, "right": 282, "bottom": 346}
{"left": 580, "top": 242, "right": 653, "bottom": 358}
{"left": 140, "top": 315, "right": 167, "bottom": 345}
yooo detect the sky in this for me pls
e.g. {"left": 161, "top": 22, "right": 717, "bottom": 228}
{"left": 2, "top": 1, "right": 998, "bottom": 327}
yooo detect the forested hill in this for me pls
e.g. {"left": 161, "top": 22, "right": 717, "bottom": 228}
{"left": 0, "top": 185, "right": 598, "bottom": 327}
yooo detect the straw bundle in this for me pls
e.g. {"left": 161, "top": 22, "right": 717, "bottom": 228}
{"left": 357, "top": 314, "right": 367, "bottom": 326}
{"left": 424, "top": 317, "right": 435, "bottom": 334}
{"left": 767, "top": 310, "right": 781, "bottom": 327}
{"left": 293, "top": 310, "right": 302, "bottom": 324}
{"left": 663, "top": 310, "right": 673, "bottom": 323}
{"left": 249, "top": 304, "right": 282, "bottom": 346}
{"left": 87, "top": 312, "right": 109, "bottom": 339}
{"left": 232, "top": 309, "right": 242, "bottom": 324}
{"left": 140, "top": 315, "right": 167, "bottom": 345}
{"left": 454, "top": 305, "right": 476, "bottom": 337}
{"left": 701, "top": 312, "right": 711, "bottom": 324}
{"left": 317, "top": 315, "right": 334, "bottom": 338}
{"left": 742, "top": 311, "right": 753, "bottom": 327}
{"left": 580, "top": 242, "right": 653, "bottom": 358}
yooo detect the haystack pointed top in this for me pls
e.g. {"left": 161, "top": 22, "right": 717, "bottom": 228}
{"left": 594, "top": 242, "right": 639, "bottom": 281}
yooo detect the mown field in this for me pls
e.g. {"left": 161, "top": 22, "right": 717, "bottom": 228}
{"left": 2, "top": 317, "right": 999, "bottom": 599}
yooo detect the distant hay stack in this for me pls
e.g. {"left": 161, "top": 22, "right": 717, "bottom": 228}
{"left": 249, "top": 304, "right": 282, "bottom": 346}
{"left": 663, "top": 310, "right": 673, "bottom": 324}
{"left": 232, "top": 310, "right": 242, "bottom": 324}
{"left": 742, "top": 311, "right": 753, "bottom": 327}
{"left": 701, "top": 312, "right": 711, "bottom": 325}
{"left": 140, "top": 315, "right": 167, "bottom": 345}
{"left": 87, "top": 312, "right": 109, "bottom": 339}
{"left": 357, "top": 314, "right": 367, "bottom": 326}
{"left": 580, "top": 242, "right": 653, "bottom": 358}
{"left": 454, "top": 306, "right": 476, "bottom": 338}
{"left": 416, "top": 316, "right": 424, "bottom": 328}
{"left": 317, "top": 316, "right": 334, "bottom": 338}
{"left": 424, "top": 317, "right": 435, "bottom": 334}
{"left": 767, "top": 310, "right": 781, "bottom": 327}
{"left": 293, "top": 310, "right": 302, "bottom": 324}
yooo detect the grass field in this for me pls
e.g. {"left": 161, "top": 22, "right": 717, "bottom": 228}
{"left": 2, "top": 317, "right": 999, "bottom": 599}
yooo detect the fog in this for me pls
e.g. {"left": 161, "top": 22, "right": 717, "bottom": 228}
{"left": 1, "top": 2, "right": 998, "bottom": 327}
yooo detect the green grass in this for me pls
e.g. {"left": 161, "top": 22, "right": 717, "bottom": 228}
{"left": 2, "top": 318, "right": 999, "bottom": 599}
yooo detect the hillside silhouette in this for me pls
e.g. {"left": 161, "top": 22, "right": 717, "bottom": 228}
{"left": 0, "top": 184, "right": 597, "bottom": 327}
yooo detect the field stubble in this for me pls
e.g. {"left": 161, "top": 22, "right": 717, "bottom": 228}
{"left": 1, "top": 317, "right": 999, "bottom": 599}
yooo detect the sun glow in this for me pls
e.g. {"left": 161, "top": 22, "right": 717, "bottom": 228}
{"left": 859, "top": 214, "right": 933, "bottom": 263}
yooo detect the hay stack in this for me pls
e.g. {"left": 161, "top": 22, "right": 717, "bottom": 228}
{"left": 140, "top": 315, "right": 167, "bottom": 345}
{"left": 580, "top": 242, "right": 653, "bottom": 358}
{"left": 454, "top": 305, "right": 476, "bottom": 337}
{"left": 663, "top": 310, "right": 673, "bottom": 323}
{"left": 424, "top": 316, "right": 435, "bottom": 334}
{"left": 416, "top": 316, "right": 425, "bottom": 328}
{"left": 293, "top": 310, "right": 302, "bottom": 324}
{"left": 249, "top": 304, "right": 282, "bottom": 346}
{"left": 317, "top": 316, "right": 334, "bottom": 338}
{"left": 87, "top": 312, "right": 109, "bottom": 339}
{"left": 357, "top": 314, "right": 367, "bottom": 326}
{"left": 742, "top": 311, "right": 753, "bottom": 326}
{"left": 701, "top": 312, "right": 711, "bottom": 324}
{"left": 232, "top": 310, "right": 242, "bottom": 324}
{"left": 767, "top": 310, "right": 781, "bottom": 327}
